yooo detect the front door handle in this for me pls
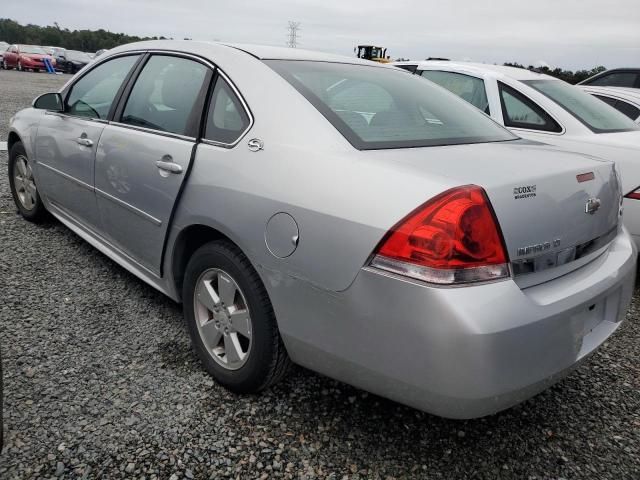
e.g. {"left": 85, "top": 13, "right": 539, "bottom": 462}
{"left": 155, "top": 159, "right": 183, "bottom": 174}
{"left": 75, "top": 137, "right": 93, "bottom": 147}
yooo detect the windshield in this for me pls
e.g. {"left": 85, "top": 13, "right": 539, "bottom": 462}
{"left": 266, "top": 60, "right": 516, "bottom": 150}
{"left": 524, "top": 79, "right": 640, "bottom": 133}
{"left": 67, "top": 50, "right": 91, "bottom": 62}
{"left": 19, "top": 45, "right": 47, "bottom": 55}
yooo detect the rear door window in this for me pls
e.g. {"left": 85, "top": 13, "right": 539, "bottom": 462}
{"left": 204, "top": 76, "right": 251, "bottom": 145}
{"left": 66, "top": 55, "right": 140, "bottom": 120}
{"left": 498, "top": 82, "right": 562, "bottom": 132}
{"left": 421, "top": 70, "right": 490, "bottom": 114}
{"left": 121, "top": 55, "right": 209, "bottom": 136}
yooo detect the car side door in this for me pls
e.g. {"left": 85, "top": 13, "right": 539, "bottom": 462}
{"left": 5, "top": 46, "right": 17, "bottom": 67}
{"left": 94, "top": 53, "right": 212, "bottom": 274}
{"left": 35, "top": 54, "right": 142, "bottom": 229}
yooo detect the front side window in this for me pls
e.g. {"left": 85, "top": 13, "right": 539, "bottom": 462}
{"left": 498, "top": 82, "right": 562, "bottom": 132}
{"left": 204, "top": 76, "right": 250, "bottom": 144}
{"left": 524, "top": 79, "right": 640, "bottom": 133}
{"left": 588, "top": 72, "right": 638, "bottom": 88}
{"left": 121, "top": 55, "right": 209, "bottom": 136}
{"left": 421, "top": 70, "right": 490, "bottom": 114}
{"left": 266, "top": 60, "right": 515, "bottom": 150}
{"left": 66, "top": 55, "right": 140, "bottom": 119}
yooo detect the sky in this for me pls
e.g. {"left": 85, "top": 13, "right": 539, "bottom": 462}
{"left": 4, "top": 0, "right": 640, "bottom": 70}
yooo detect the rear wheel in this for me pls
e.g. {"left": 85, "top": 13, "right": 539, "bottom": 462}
{"left": 8, "top": 141, "right": 47, "bottom": 222}
{"left": 183, "top": 241, "right": 291, "bottom": 393}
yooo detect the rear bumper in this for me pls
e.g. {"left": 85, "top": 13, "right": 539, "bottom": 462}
{"left": 279, "top": 229, "right": 636, "bottom": 419}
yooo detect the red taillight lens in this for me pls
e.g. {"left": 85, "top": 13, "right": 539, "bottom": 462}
{"left": 371, "top": 185, "right": 509, "bottom": 285}
{"left": 625, "top": 187, "right": 640, "bottom": 200}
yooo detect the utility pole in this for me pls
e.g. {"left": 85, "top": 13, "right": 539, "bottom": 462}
{"left": 286, "top": 21, "right": 301, "bottom": 48}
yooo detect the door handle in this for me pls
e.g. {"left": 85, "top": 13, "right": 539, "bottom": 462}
{"left": 75, "top": 137, "right": 93, "bottom": 147}
{"left": 155, "top": 160, "right": 183, "bottom": 174}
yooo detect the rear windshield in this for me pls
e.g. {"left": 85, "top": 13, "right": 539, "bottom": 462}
{"left": 524, "top": 80, "right": 640, "bottom": 133}
{"left": 266, "top": 60, "right": 516, "bottom": 150}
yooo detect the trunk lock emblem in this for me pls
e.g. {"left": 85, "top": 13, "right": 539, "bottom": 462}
{"left": 585, "top": 197, "right": 601, "bottom": 215}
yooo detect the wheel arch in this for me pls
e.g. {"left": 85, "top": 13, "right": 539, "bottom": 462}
{"left": 171, "top": 223, "right": 253, "bottom": 302}
{"left": 7, "top": 131, "right": 22, "bottom": 152}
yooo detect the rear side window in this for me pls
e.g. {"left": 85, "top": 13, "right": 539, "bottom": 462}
{"left": 266, "top": 60, "right": 515, "bottom": 150}
{"left": 204, "top": 76, "right": 251, "bottom": 144}
{"left": 588, "top": 72, "right": 638, "bottom": 88}
{"left": 121, "top": 55, "right": 209, "bottom": 136}
{"left": 498, "top": 82, "right": 562, "bottom": 132}
{"left": 421, "top": 70, "right": 490, "bottom": 114}
{"left": 66, "top": 55, "right": 139, "bottom": 119}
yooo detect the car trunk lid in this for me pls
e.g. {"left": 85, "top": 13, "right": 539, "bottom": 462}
{"left": 367, "top": 140, "right": 621, "bottom": 288}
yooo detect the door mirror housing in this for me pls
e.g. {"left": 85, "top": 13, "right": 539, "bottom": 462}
{"left": 33, "top": 92, "right": 63, "bottom": 112}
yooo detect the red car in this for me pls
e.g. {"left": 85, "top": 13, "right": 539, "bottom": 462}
{"left": 2, "top": 44, "right": 56, "bottom": 72}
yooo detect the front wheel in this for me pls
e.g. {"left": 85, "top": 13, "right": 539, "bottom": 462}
{"left": 183, "top": 241, "right": 291, "bottom": 393}
{"left": 8, "top": 141, "right": 47, "bottom": 222}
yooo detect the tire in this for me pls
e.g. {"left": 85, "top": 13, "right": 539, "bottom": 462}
{"left": 34, "top": 68, "right": 39, "bottom": 73}
{"left": 17, "top": 62, "right": 22, "bottom": 72}
{"left": 8, "top": 141, "right": 47, "bottom": 222}
{"left": 183, "top": 241, "right": 291, "bottom": 393}
{"left": 3, "top": 60, "right": 11, "bottom": 70}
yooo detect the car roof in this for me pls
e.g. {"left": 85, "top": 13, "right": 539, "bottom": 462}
{"left": 108, "top": 40, "right": 387, "bottom": 68}
{"left": 393, "top": 60, "right": 555, "bottom": 81}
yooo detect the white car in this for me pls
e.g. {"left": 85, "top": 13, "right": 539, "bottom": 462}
{"left": 579, "top": 86, "right": 640, "bottom": 124}
{"left": 394, "top": 61, "right": 640, "bottom": 246}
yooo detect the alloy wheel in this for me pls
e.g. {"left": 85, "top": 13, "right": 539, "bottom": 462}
{"left": 13, "top": 155, "right": 37, "bottom": 210}
{"left": 193, "top": 268, "right": 252, "bottom": 370}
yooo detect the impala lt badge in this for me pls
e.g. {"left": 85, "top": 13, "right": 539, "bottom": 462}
{"left": 585, "top": 197, "right": 601, "bottom": 215}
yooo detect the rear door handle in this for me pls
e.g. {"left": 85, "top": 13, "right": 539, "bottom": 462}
{"left": 75, "top": 137, "right": 93, "bottom": 147}
{"left": 155, "top": 159, "right": 183, "bottom": 174}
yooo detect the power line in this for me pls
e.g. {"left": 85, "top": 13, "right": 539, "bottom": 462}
{"left": 286, "top": 21, "right": 301, "bottom": 48}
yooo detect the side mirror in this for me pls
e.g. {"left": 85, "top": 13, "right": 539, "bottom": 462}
{"left": 33, "top": 92, "right": 63, "bottom": 112}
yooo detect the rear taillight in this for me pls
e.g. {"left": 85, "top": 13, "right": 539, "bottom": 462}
{"left": 624, "top": 187, "right": 640, "bottom": 200}
{"left": 370, "top": 185, "right": 510, "bottom": 285}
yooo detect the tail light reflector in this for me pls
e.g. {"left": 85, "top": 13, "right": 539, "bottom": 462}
{"left": 625, "top": 187, "right": 640, "bottom": 200}
{"left": 370, "top": 185, "right": 510, "bottom": 285}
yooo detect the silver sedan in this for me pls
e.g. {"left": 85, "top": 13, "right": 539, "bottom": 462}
{"left": 7, "top": 41, "right": 636, "bottom": 418}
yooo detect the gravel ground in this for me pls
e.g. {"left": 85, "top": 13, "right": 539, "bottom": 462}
{"left": 0, "top": 68, "right": 639, "bottom": 479}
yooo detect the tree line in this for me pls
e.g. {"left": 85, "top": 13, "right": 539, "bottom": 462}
{"left": 0, "top": 18, "right": 166, "bottom": 52}
{"left": 503, "top": 62, "right": 606, "bottom": 85}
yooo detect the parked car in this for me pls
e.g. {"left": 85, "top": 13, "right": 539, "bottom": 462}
{"left": 394, "top": 61, "right": 640, "bottom": 247}
{"left": 2, "top": 44, "right": 56, "bottom": 72}
{"left": 0, "top": 41, "right": 9, "bottom": 67}
{"left": 579, "top": 68, "right": 640, "bottom": 89}
{"left": 579, "top": 86, "right": 640, "bottom": 123}
{"left": 7, "top": 41, "right": 636, "bottom": 419}
{"left": 44, "top": 46, "right": 65, "bottom": 58}
{"left": 56, "top": 50, "right": 92, "bottom": 74}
